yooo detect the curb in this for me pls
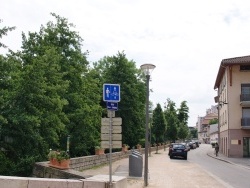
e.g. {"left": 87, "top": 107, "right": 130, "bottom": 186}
{"left": 207, "top": 152, "right": 250, "bottom": 170}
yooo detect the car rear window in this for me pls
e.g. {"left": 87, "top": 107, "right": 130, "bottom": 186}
{"left": 173, "top": 144, "right": 185, "bottom": 149}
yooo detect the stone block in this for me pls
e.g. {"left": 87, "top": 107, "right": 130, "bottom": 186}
{"left": 82, "top": 175, "right": 127, "bottom": 188}
{"left": 0, "top": 176, "right": 28, "bottom": 188}
{"left": 28, "top": 178, "right": 83, "bottom": 188}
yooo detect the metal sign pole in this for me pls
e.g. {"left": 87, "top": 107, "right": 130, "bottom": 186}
{"left": 109, "top": 112, "right": 112, "bottom": 188}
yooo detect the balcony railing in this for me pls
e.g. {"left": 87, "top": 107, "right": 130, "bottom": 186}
{"left": 240, "top": 94, "right": 250, "bottom": 101}
{"left": 241, "top": 118, "right": 250, "bottom": 129}
{"left": 240, "top": 94, "right": 250, "bottom": 106}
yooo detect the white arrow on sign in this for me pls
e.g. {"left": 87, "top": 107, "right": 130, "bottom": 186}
{"left": 101, "top": 133, "right": 122, "bottom": 141}
{"left": 101, "top": 117, "right": 122, "bottom": 126}
{"left": 101, "top": 126, "right": 122, "bottom": 134}
{"left": 101, "top": 141, "right": 122, "bottom": 149}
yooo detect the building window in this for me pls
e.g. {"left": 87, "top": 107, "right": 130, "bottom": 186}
{"left": 240, "top": 65, "right": 250, "bottom": 71}
{"left": 242, "top": 84, "right": 250, "bottom": 94}
{"left": 241, "top": 84, "right": 250, "bottom": 101}
{"left": 242, "top": 108, "right": 250, "bottom": 126}
{"left": 242, "top": 108, "right": 250, "bottom": 118}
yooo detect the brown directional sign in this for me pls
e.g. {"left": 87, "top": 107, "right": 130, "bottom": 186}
{"left": 101, "top": 117, "right": 122, "bottom": 126}
{"left": 101, "top": 125, "right": 122, "bottom": 134}
{"left": 101, "top": 140, "right": 122, "bottom": 149}
{"left": 107, "top": 110, "right": 115, "bottom": 117}
{"left": 101, "top": 133, "right": 122, "bottom": 141}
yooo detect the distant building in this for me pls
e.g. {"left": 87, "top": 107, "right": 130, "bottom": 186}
{"left": 210, "top": 123, "right": 218, "bottom": 143}
{"left": 214, "top": 55, "right": 250, "bottom": 157}
{"left": 197, "top": 106, "right": 218, "bottom": 143}
{"left": 197, "top": 116, "right": 204, "bottom": 143}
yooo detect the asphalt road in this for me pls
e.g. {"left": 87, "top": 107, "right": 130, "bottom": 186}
{"left": 189, "top": 144, "right": 250, "bottom": 188}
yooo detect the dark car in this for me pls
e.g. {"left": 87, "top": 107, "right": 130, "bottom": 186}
{"left": 168, "top": 143, "right": 188, "bottom": 160}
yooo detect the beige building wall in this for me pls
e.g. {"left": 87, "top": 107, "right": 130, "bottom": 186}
{"left": 218, "top": 64, "right": 250, "bottom": 157}
{"left": 228, "top": 65, "right": 245, "bottom": 129}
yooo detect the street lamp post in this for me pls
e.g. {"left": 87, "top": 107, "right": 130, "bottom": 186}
{"left": 140, "top": 64, "right": 155, "bottom": 187}
{"left": 67, "top": 135, "right": 70, "bottom": 154}
{"left": 149, "top": 112, "right": 153, "bottom": 157}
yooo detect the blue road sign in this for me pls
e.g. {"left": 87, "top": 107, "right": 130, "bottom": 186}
{"left": 107, "top": 102, "right": 118, "bottom": 111}
{"left": 103, "top": 84, "right": 120, "bottom": 102}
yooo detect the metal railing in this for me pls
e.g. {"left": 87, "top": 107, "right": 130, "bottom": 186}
{"left": 241, "top": 118, "right": 250, "bottom": 127}
{"left": 240, "top": 94, "right": 250, "bottom": 102}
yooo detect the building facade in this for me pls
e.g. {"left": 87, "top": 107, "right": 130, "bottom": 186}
{"left": 210, "top": 123, "right": 218, "bottom": 144}
{"left": 197, "top": 106, "right": 218, "bottom": 144}
{"left": 214, "top": 55, "right": 250, "bottom": 157}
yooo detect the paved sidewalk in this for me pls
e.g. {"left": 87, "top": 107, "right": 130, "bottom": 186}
{"left": 81, "top": 145, "right": 249, "bottom": 187}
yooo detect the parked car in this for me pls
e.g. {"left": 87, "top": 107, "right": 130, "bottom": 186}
{"left": 168, "top": 143, "right": 188, "bottom": 160}
{"left": 188, "top": 142, "right": 196, "bottom": 149}
{"left": 181, "top": 142, "right": 190, "bottom": 151}
{"left": 192, "top": 140, "right": 200, "bottom": 148}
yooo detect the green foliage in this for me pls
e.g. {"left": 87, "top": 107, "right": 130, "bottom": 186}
{"left": 0, "top": 13, "right": 193, "bottom": 177}
{"left": 48, "top": 150, "right": 70, "bottom": 162}
{"left": 190, "top": 128, "right": 198, "bottom": 138}
{"left": 164, "top": 99, "right": 178, "bottom": 142}
{"left": 177, "top": 101, "right": 189, "bottom": 139}
{"left": 164, "top": 99, "right": 190, "bottom": 142}
{"left": 0, "top": 151, "right": 14, "bottom": 176}
{"left": 0, "top": 20, "right": 16, "bottom": 48}
{"left": 93, "top": 52, "right": 146, "bottom": 147}
{"left": 0, "top": 13, "right": 101, "bottom": 175}
{"left": 166, "top": 112, "right": 178, "bottom": 142}
{"left": 178, "top": 122, "right": 189, "bottom": 140}
{"left": 209, "top": 118, "right": 218, "bottom": 125}
{"left": 152, "top": 103, "right": 166, "bottom": 143}
{"left": 177, "top": 101, "right": 189, "bottom": 126}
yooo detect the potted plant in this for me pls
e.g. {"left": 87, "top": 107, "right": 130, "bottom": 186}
{"left": 122, "top": 144, "right": 129, "bottom": 152}
{"left": 48, "top": 149, "right": 70, "bottom": 169}
{"left": 136, "top": 144, "right": 142, "bottom": 150}
{"left": 95, "top": 146, "right": 105, "bottom": 155}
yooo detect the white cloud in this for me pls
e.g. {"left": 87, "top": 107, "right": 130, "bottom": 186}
{"left": 1, "top": 0, "right": 250, "bottom": 127}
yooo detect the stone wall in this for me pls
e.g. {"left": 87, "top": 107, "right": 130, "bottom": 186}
{"left": 0, "top": 175, "right": 127, "bottom": 188}
{"left": 32, "top": 145, "right": 166, "bottom": 179}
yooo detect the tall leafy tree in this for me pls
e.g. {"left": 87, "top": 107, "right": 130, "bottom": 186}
{"left": 2, "top": 48, "right": 69, "bottom": 176}
{"left": 0, "top": 20, "right": 16, "bottom": 125}
{"left": 177, "top": 101, "right": 189, "bottom": 126}
{"left": 94, "top": 52, "right": 146, "bottom": 147}
{"left": 190, "top": 128, "right": 198, "bottom": 139}
{"left": 177, "top": 101, "right": 189, "bottom": 140}
{"left": 0, "top": 19, "right": 16, "bottom": 49}
{"left": 178, "top": 122, "right": 189, "bottom": 141}
{"left": 0, "top": 21, "right": 24, "bottom": 175}
{"left": 152, "top": 103, "right": 166, "bottom": 144}
{"left": 1, "top": 13, "right": 102, "bottom": 176}
{"left": 164, "top": 98, "right": 178, "bottom": 142}
{"left": 0, "top": 54, "right": 21, "bottom": 175}
{"left": 38, "top": 13, "right": 102, "bottom": 156}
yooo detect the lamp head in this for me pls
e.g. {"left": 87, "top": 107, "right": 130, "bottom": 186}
{"left": 140, "top": 64, "right": 156, "bottom": 76}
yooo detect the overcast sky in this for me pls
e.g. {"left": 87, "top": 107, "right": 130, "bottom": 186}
{"left": 1, "top": 0, "right": 250, "bottom": 127}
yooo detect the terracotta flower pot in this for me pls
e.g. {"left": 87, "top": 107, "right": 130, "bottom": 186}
{"left": 95, "top": 148, "right": 105, "bottom": 155}
{"left": 49, "top": 159, "right": 70, "bottom": 169}
{"left": 122, "top": 146, "right": 128, "bottom": 152}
